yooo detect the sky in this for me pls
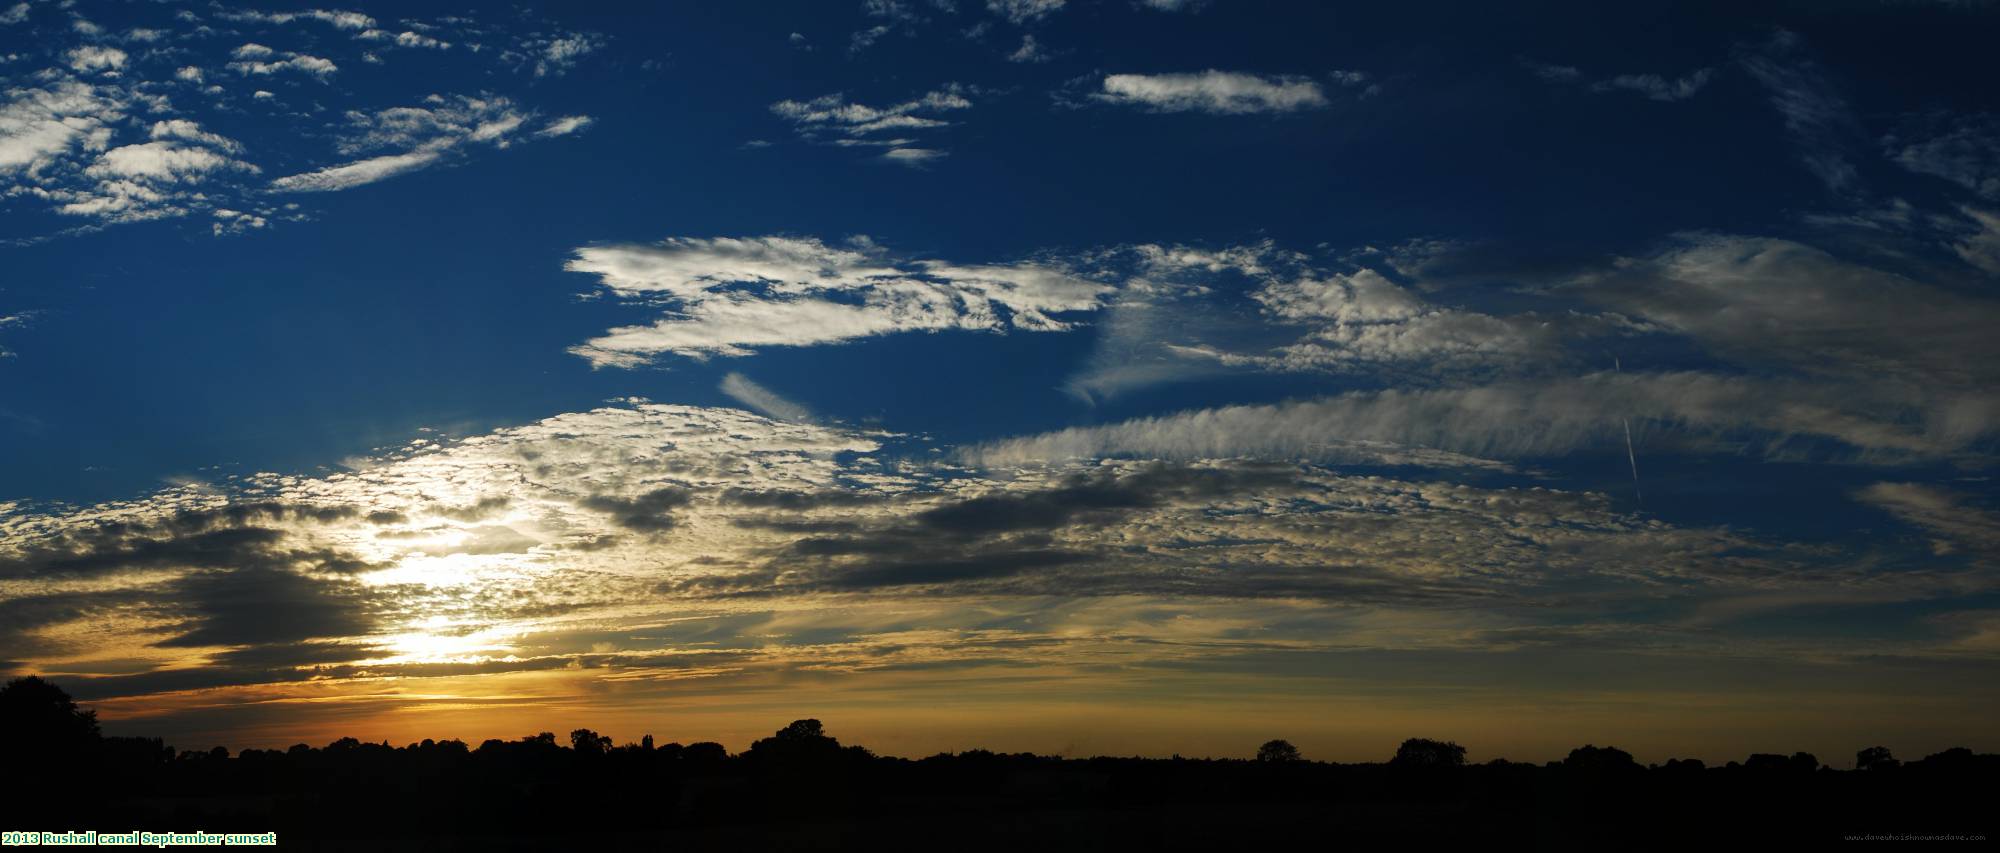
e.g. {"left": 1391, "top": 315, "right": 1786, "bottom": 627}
{"left": 2, "top": 0, "right": 1998, "bottom": 765}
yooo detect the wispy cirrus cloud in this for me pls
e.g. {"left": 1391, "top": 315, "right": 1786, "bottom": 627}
{"left": 1740, "top": 30, "right": 1865, "bottom": 194}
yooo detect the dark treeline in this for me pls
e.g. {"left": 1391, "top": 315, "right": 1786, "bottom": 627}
{"left": 6, "top": 677, "right": 1993, "bottom": 850}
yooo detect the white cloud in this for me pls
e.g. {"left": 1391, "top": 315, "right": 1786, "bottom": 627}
{"left": 269, "top": 146, "right": 446, "bottom": 192}
{"left": 1569, "top": 233, "right": 2000, "bottom": 388}
{"left": 0, "top": 79, "right": 127, "bottom": 175}
{"left": 1856, "top": 482, "right": 2000, "bottom": 557}
{"left": 771, "top": 86, "right": 973, "bottom": 161}
{"left": 84, "top": 141, "right": 257, "bottom": 183}
{"left": 215, "top": 8, "right": 377, "bottom": 31}
{"left": 1094, "top": 71, "right": 1329, "bottom": 114}
{"left": 65, "top": 46, "right": 129, "bottom": 74}
{"left": 1588, "top": 68, "right": 1714, "bottom": 102}
{"left": 227, "top": 52, "right": 339, "bottom": 79}
{"left": 1741, "top": 31, "right": 1862, "bottom": 193}
{"left": 1530, "top": 59, "right": 1714, "bottom": 102}
{"left": 1007, "top": 34, "right": 1049, "bottom": 63}
{"left": 1060, "top": 241, "right": 1604, "bottom": 400}
{"left": 534, "top": 115, "right": 595, "bottom": 138}
{"left": 149, "top": 119, "right": 244, "bottom": 154}
{"left": 530, "top": 32, "right": 603, "bottom": 77}
{"left": 987, "top": 0, "right": 1064, "bottom": 24}
{"left": 719, "top": 373, "right": 815, "bottom": 422}
{"left": 361, "top": 30, "right": 450, "bottom": 50}
{"left": 1956, "top": 207, "right": 2000, "bottom": 275}
{"left": 0, "top": 3, "right": 26, "bottom": 25}
{"left": 564, "top": 236, "right": 1113, "bottom": 365}
{"left": 0, "top": 9, "right": 594, "bottom": 236}
{"left": 771, "top": 86, "right": 972, "bottom": 137}
{"left": 972, "top": 371, "right": 1995, "bottom": 468}
{"left": 270, "top": 95, "right": 559, "bottom": 193}
{"left": 1888, "top": 113, "right": 2000, "bottom": 199}
{"left": 882, "top": 147, "right": 945, "bottom": 166}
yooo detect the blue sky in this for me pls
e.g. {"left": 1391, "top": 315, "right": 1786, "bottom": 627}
{"left": 2, "top": 0, "right": 1998, "bottom": 761}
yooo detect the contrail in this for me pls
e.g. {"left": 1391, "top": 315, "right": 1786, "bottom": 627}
{"left": 1616, "top": 357, "right": 1642, "bottom": 505}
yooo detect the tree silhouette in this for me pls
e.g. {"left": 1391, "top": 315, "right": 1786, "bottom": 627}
{"left": 745, "top": 718, "right": 873, "bottom": 768}
{"left": 1256, "top": 739, "right": 1302, "bottom": 763}
{"left": 1392, "top": 738, "right": 1466, "bottom": 768}
{"left": 571, "top": 728, "right": 612, "bottom": 755}
{"left": 0, "top": 675, "right": 100, "bottom": 756}
{"left": 4, "top": 676, "right": 1996, "bottom": 847}
{"left": 1856, "top": 746, "right": 1899, "bottom": 771}
{"left": 1563, "top": 744, "right": 1638, "bottom": 773}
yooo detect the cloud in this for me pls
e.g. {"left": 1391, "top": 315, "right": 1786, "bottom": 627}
{"left": 1740, "top": 31, "right": 1864, "bottom": 194}
{"left": 0, "top": 79, "right": 128, "bottom": 176}
{"left": 214, "top": 8, "right": 377, "bottom": 31}
{"left": 581, "top": 487, "right": 694, "bottom": 532}
{"left": 150, "top": 120, "right": 244, "bottom": 154}
{"left": 1955, "top": 207, "right": 2000, "bottom": 274}
{"left": 226, "top": 52, "right": 339, "bottom": 79}
{"left": 534, "top": 115, "right": 595, "bottom": 138}
{"left": 881, "top": 147, "right": 945, "bottom": 166}
{"left": 268, "top": 147, "right": 447, "bottom": 193}
{"left": 1856, "top": 482, "right": 2000, "bottom": 558}
{"left": 1093, "top": 71, "right": 1330, "bottom": 114}
{"left": 3, "top": 399, "right": 1989, "bottom": 738}
{"left": 0, "top": 3, "right": 26, "bottom": 25}
{"left": 987, "top": 0, "right": 1065, "bottom": 24}
{"left": 358, "top": 29, "right": 451, "bottom": 50}
{"left": 1887, "top": 112, "right": 2000, "bottom": 199}
{"left": 971, "top": 371, "right": 1994, "bottom": 468}
{"left": 719, "top": 373, "right": 815, "bottom": 422}
{"left": 1588, "top": 69, "right": 1714, "bottom": 102}
{"left": 1567, "top": 233, "right": 2000, "bottom": 388}
{"left": 1007, "top": 34, "right": 1049, "bottom": 63}
{"left": 269, "top": 95, "right": 552, "bottom": 193}
{"left": 85, "top": 142, "right": 256, "bottom": 184}
{"left": 564, "top": 235, "right": 1113, "bottom": 365}
{"left": 64, "top": 46, "right": 128, "bottom": 74}
{"left": 527, "top": 32, "right": 603, "bottom": 77}
{"left": 1058, "top": 241, "right": 1622, "bottom": 401}
{"left": 770, "top": 85, "right": 972, "bottom": 159}
{"left": 1528, "top": 59, "right": 1714, "bottom": 102}
{"left": 0, "top": 311, "right": 32, "bottom": 358}
{"left": 1, "top": 12, "right": 595, "bottom": 236}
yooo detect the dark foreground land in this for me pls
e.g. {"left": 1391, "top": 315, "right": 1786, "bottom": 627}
{"left": 7, "top": 677, "right": 1994, "bottom": 851}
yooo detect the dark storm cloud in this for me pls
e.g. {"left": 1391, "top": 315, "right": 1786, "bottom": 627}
{"left": 155, "top": 567, "right": 376, "bottom": 648}
{"left": 580, "top": 487, "right": 693, "bottom": 531}
{"left": 718, "top": 487, "right": 888, "bottom": 510}
{"left": 434, "top": 496, "right": 512, "bottom": 522}
{"left": 0, "top": 588, "right": 153, "bottom": 658}
{"left": 3, "top": 526, "right": 284, "bottom": 580}
{"left": 0, "top": 501, "right": 382, "bottom": 580}
{"left": 825, "top": 549, "right": 1096, "bottom": 589}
